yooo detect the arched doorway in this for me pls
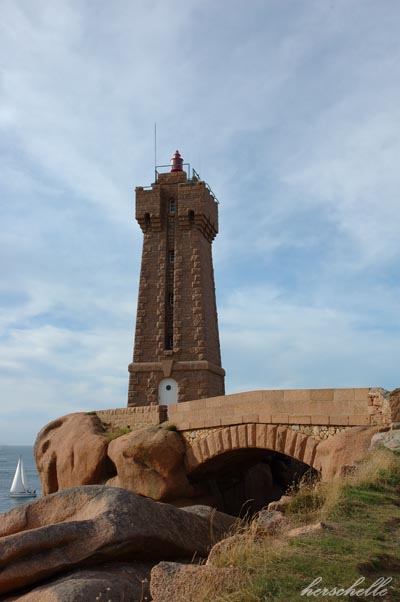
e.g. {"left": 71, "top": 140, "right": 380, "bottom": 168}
{"left": 158, "top": 378, "right": 178, "bottom": 405}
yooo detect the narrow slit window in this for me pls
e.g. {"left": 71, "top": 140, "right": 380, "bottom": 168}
{"left": 169, "top": 198, "right": 176, "bottom": 214}
{"left": 169, "top": 250, "right": 175, "bottom": 264}
{"left": 168, "top": 293, "right": 174, "bottom": 307}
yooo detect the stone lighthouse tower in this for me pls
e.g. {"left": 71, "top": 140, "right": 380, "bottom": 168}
{"left": 127, "top": 151, "right": 225, "bottom": 406}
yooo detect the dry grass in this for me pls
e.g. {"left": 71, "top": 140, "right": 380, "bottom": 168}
{"left": 350, "top": 446, "right": 399, "bottom": 488}
{"left": 106, "top": 425, "right": 132, "bottom": 440}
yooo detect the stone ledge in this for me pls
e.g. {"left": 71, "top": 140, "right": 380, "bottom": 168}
{"left": 167, "top": 387, "right": 390, "bottom": 429}
{"left": 95, "top": 406, "right": 168, "bottom": 428}
{"left": 128, "top": 360, "right": 225, "bottom": 376}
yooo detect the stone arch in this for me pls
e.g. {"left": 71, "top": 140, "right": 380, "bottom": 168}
{"left": 185, "top": 424, "right": 320, "bottom": 473}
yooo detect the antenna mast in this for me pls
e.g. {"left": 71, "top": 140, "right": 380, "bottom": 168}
{"left": 154, "top": 123, "right": 157, "bottom": 171}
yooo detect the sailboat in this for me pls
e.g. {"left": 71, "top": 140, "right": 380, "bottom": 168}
{"left": 9, "top": 456, "right": 37, "bottom": 498}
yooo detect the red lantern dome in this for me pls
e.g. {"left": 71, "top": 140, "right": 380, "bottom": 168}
{"left": 170, "top": 150, "right": 183, "bottom": 172}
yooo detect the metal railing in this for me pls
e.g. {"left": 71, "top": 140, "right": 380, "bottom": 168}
{"left": 155, "top": 163, "right": 191, "bottom": 180}
{"left": 136, "top": 164, "right": 220, "bottom": 204}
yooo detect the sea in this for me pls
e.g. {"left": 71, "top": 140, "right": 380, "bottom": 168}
{"left": 0, "top": 446, "right": 42, "bottom": 514}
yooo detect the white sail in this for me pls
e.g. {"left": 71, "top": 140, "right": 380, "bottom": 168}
{"left": 10, "top": 457, "right": 26, "bottom": 494}
{"left": 9, "top": 456, "right": 36, "bottom": 498}
{"left": 20, "top": 457, "right": 29, "bottom": 489}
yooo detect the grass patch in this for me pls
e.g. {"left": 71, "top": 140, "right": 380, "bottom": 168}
{"left": 199, "top": 448, "right": 400, "bottom": 602}
{"left": 107, "top": 426, "right": 132, "bottom": 440}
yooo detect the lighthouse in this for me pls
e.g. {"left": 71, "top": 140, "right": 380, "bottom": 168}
{"left": 127, "top": 151, "right": 225, "bottom": 406}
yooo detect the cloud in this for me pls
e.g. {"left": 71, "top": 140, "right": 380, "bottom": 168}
{"left": 220, "top": 282, "right": 400, "bottom": 393}
{"left": 0, "top": 0, "right": 399, "bottom": 443}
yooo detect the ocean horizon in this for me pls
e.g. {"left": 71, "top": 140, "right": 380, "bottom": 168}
{"left": 0, "top": 446, "right": 42, "bottom": 514}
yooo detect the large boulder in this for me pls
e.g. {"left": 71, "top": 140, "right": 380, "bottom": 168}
{"left": 106, "top": 426, "right": 193, "bottom": 501}
{"left": 34, "top": 413, "right": 110, "bottom": 495}
{"left": 181, "top": 505, "right": 238, "bottom": 534}
{"left": 150, "top": 562, "right": 245, "bottom": 602}
{"left": 252, "top": 509, "right": 286, "bottom": 535}
{"left": 206, "top": 533, "right": 248, "bottom": 566}
{"left": 370, "top": 429, "right": 400, "bottom": 452}
{"left": 1, "top": 563, "right": 152, "bottom": 602}
{"left": 287, "top": 522, "right": 330, "bottom": 539}
{"left": 314, "top": 426, "right": 381, "bottom": 480}
{"left": 0, "top": 486, "right": 232, "bottom": 596}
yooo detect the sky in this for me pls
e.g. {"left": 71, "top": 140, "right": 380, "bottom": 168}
{"left": 1, "top": 0, "right": 399, "bottom": 444}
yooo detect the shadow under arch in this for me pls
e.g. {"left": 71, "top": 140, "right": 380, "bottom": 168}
{"left": 185, "top": 424, "right": 321, "bottom": 517}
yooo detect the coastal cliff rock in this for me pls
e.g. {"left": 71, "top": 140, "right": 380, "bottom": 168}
{"left": 106, "top": 426, "right": 193, "bottom": 501}
{"left": 0, "top": 485, "right": 232, "bottom": 596}
{"left": 314, "top": 425, "right": 381, "bottom": 480}
{"left": 34, "top": 413, "right": 110, "bottom": 495}
{"left": 1, "top": 563, "right": 152, "bottom": 602}
{"left": 33, "top": 407, "right": 395, "bottom": 514}
{"left": 370, "top": 428, "right": 400, "bottom": 452}
{"left": 34, "top": 418, "right": 194, "bottom": 502}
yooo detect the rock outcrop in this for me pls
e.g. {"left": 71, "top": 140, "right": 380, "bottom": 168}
{"left": 287, "top": 522, "right": 330, "bottom": 538}
{"left": 34, "top": 419, "right": 195, "bottom": 503}
{"left": 370, "top": 428, "right": 400, "bottom": 452}
{"left": 106, "top": 426, "right": 193, "bottom": 501}
{"left": 150, "top": 562, "right": 245, "bottom": 602}
{"left": 34, "top": 413, "right": 110, "bottom": 495}
{"left": 314, "top": 425, "right": 382, "bottom": 480}
{"left": 1, "top": 563, "right": 152, "bottom": 602}
{"left": 0, "top": 486, "right": 233, "bottom": 596}
{"left": 252, "top": 509, "right": 286, "bottom": 535}
{"left": 181, "top": 504, "right": 238, "bottom": 534}
{"left": 34, "top": 400, "right": 399, "bottom": 524}
{"left": 206, "top": 533, "right": 248, "bottom": 566}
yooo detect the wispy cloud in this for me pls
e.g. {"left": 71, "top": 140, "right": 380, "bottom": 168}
{"left": 1, "top": 0, "right": 399, "bottom": 443}
{"left": 220, "top": 282, "right": 400, "bottom": 393}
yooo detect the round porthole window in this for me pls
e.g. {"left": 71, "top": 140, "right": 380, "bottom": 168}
{"left": 166, "top": 385, "right": 172, "bottom": 391}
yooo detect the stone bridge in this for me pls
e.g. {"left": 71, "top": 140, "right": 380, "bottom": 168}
{"left": 36, "top": 386, "right": 398, "bottom": 518}
{"left": 97, "top": 387, "right": 394, "bottom": 477}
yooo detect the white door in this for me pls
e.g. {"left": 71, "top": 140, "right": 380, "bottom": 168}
{"left": 158, "top": 378, "right": 178, "bottom": 405}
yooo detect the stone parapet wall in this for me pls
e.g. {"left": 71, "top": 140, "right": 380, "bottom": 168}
{"left": 95, "top": 406, "right": 168, "bottom": 430}
{"left": 92, "top": 387, "right": 393, "bottom": 442}
{"left": 168, "top": 388, "right": 390, "bottom": 431}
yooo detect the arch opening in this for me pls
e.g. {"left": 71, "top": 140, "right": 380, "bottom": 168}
{"left": 188, "top": 448, "right": 318, "bottom": 517}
